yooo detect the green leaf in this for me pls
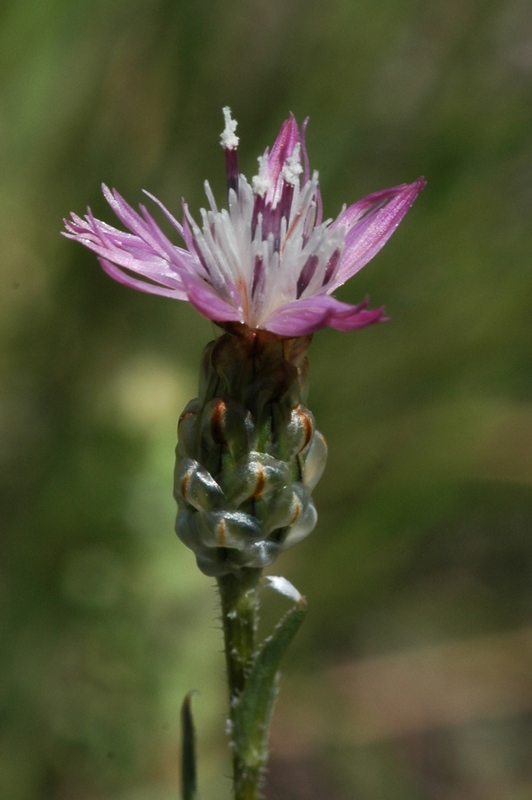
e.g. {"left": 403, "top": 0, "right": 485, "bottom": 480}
{"left": 181, "top": 692, "right": 198, "bottom": 800}
{"left": 232, "top": 594, "right": 307, "bottom": 770}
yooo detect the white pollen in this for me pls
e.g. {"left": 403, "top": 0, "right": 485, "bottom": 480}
{"left": 252, "top": 175, "right": 271, "bottom": 196}
{"left": 220, "top": 106, "right": 239, "bottom": 150}
{"left": 252, "top": 155, "right": 271, "bottom": 197}
{"left": 282, "top": 144, "right": 303, "bottom": 185}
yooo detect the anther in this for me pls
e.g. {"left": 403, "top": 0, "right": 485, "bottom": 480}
{"left": 220, "top": 107, "right": 239, "bottom": 197}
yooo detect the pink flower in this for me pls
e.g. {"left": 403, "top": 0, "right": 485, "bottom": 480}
{"left": 64, "top": 108, "right": 424, "bottom": 337}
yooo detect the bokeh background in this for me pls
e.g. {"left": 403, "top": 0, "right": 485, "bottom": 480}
{"left": 3, "top": 0, "right": 532, "bottom": 797}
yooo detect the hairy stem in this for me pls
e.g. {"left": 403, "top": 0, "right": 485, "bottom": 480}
{"left": 218, "top": 568, "right": 263, "bottom": 800}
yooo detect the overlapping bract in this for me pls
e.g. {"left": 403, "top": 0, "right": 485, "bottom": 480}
{"left": 175, "top": 397, "right": 326, "bottom": 576}
{"left": 64, "top": 109, "right": 424, "bottom": 337}
{"left": 173, "top": 331, "right": 327, "bottom": 576}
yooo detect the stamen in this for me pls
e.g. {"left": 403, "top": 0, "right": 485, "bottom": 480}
{"left": 192, "top": 237, "right": 212, "bottom": 279}
{"left": 224, "top": 148, "right": 239, "bottom": 197}
{"left": 297, "top": 254, "right": 319, "bottom": 298}
{"left": 184, "top": 205, "right": 224, "bottom": 291}
{"left": 251, "top": 253, "right": 264, "bottom": 298}
{"left": 301, "top": 201, "right": 316, "bottom": 247}
{"left": 204, "top": 181, "right": 218, "bottom": 213}
{"left": 252, "top": 155, "right": 271, "bottom": 197}
{"left": 251, "top": 193, "right": 265, "bottom": 239}
{"left": 314, "top": 176, "right": 323, "bottom": 226}
{"left": 281, "top": 144, "right": 303, "bottom": 185}
{"left": 322, "top": 248, "right": 341, "bottom": 286}
{"left": 220, "top": 107, "right": 239, "bottom": 197}
{"left": 220, "top": 107, "right": 239, "bottom": 149}
{"left": 279, "top": 182, "right": 295, "bottom": 224}
{"left": 263, "top": 203, "right": 282, "bottom": 252}
{"left": 280, "top": 178, "right": 314, "bottom": 252}
{"left": 277, "top": 216, "right": 288, "bottom": 254}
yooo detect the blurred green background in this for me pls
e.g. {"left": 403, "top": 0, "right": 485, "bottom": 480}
{"left": 3, "top": 0, "right": 532, "bottom": 797}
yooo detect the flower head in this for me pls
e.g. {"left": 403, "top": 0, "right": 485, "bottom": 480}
{"left": 64, "top": 109, "right": 424, "bottom": 337}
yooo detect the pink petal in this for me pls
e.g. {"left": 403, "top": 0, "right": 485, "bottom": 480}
{"left": 266, "top": 114, "right": 300, "bottom": 205}
{"left": 98, "top": 257, "right": 187, "bottom": 299}
{"left": 330, "top": 177, "right": 425, "bottom": 288}
{"left": 102, "top": 185, "right": 190, "bottom": 265}
{"left": 143, "top": 189, "right": 185, "bottom": 237}
{"left": 263, "top": 295, "right": 385, "bottom": 337}
{"left": 63, "top": 214, "right": 190, "bottom": 298}
{"left": 180, "top": 271, "right": 242, "bottom": 324}
{"left": 334, "top": 183, "right": 414, "bottom": 229}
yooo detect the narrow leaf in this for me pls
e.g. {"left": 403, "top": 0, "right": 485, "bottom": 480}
{"left": 232, "top": 595, "right": 307, "bottom": 769}
{"left": 181, "top": 691, "right": 198, "bottom": 800}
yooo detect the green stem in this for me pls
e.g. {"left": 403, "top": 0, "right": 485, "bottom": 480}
{"left": 218, "top": 568, "right": 263, "bottom": 800}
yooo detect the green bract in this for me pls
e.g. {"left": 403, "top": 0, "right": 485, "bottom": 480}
{"left": 174, "top": 327, "right": 327, "bottom": 576}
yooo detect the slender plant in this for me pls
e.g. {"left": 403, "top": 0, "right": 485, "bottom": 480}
{"left": 64, "top": 109, "right": 424, "bottom": 799}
